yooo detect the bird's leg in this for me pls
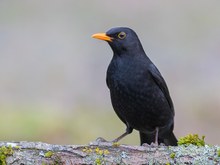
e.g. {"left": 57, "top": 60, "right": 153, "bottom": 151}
{"left": 112, "top": 132, "right": 128, "bottom": 143}
{"left": 154, "top": 127, "right": 159, "bottom": 146}
{"left": 112, "top": 126, "right": 133, "bottom": 143}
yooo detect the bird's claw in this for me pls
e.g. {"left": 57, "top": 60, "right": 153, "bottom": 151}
{"left": 142, "top": 142, "right": 159, "bottom": 148}
{"left": 95, "top": 137, "right": 108, "bottom": 143}
{"left": 150, "top": 142, "right": 159, "bottom": 147}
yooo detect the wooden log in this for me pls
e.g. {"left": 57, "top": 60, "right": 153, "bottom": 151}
{"left": 0, "top": 139, "right": 219, "bottom": 164}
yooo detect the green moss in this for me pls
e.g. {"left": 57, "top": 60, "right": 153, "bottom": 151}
{"left": 14, "top": 146, "right": 20, "bottom": 149}
{"left": 82, "top": 146, "right": 93, "bottom": 153}
{"left": 0, "top": 146, "right": 14, "bottom": 165}
{"left": 45, "top": 151, "right": 54, "bottom": 158}
{"left": 177, "top": 134, "right": 205, "bottom": 146}
{"left": 95, "top": 158, "right": 102, "bottom": 165}
{"left": 94, "top": 147, "right": 109, "bottom": 155}
{"left": 82, "top": 147, "right": 109, "bottom": 164}
{"left": 112, "top": 142, "right": 120, "bottom": 147}
{"left": 217, "top": 149, "right": 220, "bottom": 157}
{"left": 170, "top": 152, "right": 175, "bottom": 159}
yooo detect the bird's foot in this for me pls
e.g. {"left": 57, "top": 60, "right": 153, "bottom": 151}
{"left": 92, "top": 137, "right": 120, "bottom": 147}
{"left": 142, "top": 143, "right": 150, "bottom": 147}
{"left": 111, "top": 131, "right": 130, "bottom": 143}
{"left": 111, "top": 139, "right": 118, "bottom": 143}
{"left": 95, "top": 137, "right": 108, "bottom": 143}
{"left": 142, "top": 142, "right": 159, "bottom": 148}
{"left": 142, "top": 142, "right": 159, "bottom": 152}
{"left": 90, "top": 137, "right": 111, "bottom": 145}
{"left": 150, "top": 142, "right": 159, "bottom": 147}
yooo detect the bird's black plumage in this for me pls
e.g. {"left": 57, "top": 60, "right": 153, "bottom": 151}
{"left": 92, "top": 27, "right": 177, "bottom": 146}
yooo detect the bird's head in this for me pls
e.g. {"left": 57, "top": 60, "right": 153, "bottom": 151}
{"left": 92, "top": 27, "right": 144, "bottom": 55}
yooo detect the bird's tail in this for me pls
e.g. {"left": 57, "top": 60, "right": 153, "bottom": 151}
{"left": 139, "top": 131, "right": 177, "bottom": 146}
{"left": 139, "top": 132, "right": 155, "bottom": 145}
{"left": 163, "top": 132, "right": 178, "bottom": 146}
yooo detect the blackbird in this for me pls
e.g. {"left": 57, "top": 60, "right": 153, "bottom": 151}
{"left": 92, "top": 27, "right": 177, "bottom": 146}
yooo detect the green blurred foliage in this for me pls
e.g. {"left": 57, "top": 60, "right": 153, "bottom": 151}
{"left": 0, "top": 106, "right": 139, "bottom": 145}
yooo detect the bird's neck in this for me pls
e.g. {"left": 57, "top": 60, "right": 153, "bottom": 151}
{"left": 115, "top": 45, "right": 145, "bottom": 57}
{"left": 113, "top": 49, "right": 146, "bottom": 58}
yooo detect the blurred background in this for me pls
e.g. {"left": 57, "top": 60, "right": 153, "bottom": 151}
{"left": 0, "top": 0, "right": 220, "bottom": 145}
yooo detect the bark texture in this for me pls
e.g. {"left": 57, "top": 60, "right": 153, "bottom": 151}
{"left": 0, "top": 139, "right": 219, "bottom": 164}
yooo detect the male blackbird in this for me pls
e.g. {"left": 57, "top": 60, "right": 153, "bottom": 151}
{"left": 92, "top": 27, "right": 177, "bottom": 146}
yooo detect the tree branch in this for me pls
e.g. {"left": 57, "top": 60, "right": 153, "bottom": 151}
{"left": 0, "top": 139, "right": 219, "bottom": 164}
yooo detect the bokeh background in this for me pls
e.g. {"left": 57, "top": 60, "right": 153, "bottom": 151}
{"left": 0, "top": 1, "right": 220, "bottom": 145}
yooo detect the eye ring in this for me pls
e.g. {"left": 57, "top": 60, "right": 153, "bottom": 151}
{"left": 117, "top": 32, "right": 126, "bottom": 39}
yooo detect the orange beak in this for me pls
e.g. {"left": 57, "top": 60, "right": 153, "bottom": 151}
{"left": 91, "top": 33, "right": 113, "bottom": 42}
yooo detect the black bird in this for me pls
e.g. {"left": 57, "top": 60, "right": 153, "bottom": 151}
{"left": 92, "top": 27, "right": 177, "bottom": 146}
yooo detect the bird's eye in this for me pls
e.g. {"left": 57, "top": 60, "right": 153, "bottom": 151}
{"left": 117, "top": 32, "right": 126, "bottom": 39}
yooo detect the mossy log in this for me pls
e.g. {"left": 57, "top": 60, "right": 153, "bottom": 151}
{"left": 0, "top": 139, "right": 219, "bottom": 164}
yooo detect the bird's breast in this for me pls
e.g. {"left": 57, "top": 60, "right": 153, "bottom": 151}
{"left": 106, "top": 60, "right": 173, "bottom": 131}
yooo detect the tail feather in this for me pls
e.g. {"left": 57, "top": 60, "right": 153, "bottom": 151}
{"left": 163, "top": 132, "right": 178, "bottom": 146}
{"left": 139, "top": 131, "right": 177, "bottom": 146}
{"left": 139, "top": 132, "right": 155, "bottom": 145}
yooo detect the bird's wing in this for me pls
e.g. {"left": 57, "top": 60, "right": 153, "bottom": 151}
{"left": 148, "top": 64, "right": 174, "bottom": 115}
